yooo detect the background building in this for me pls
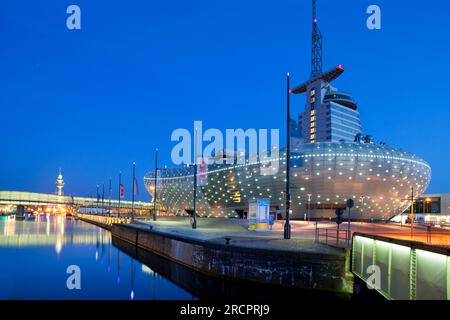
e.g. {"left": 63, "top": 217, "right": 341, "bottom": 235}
{"left": 298, "top": 77, "right": 362, "bottom": 144}
{"left": 401, "top": 193, "right": 450, "bottom": 225}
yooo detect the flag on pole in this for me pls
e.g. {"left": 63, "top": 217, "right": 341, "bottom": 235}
{"left": 197, "top": 157, "right": 208, "bottom": 187}
{"left": 120, "top": 184, "right": 124, "bottom": 198}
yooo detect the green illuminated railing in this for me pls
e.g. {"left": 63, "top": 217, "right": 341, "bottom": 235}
{"left": 352, "top": 233, "right": 450, "bottom": 300}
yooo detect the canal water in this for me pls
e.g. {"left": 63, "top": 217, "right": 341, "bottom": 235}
{"left": 0, "top": 215, "right": 195, "bottom": 300}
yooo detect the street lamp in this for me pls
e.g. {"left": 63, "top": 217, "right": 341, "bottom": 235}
{"left": 307, "top": 193, "right": 312, "bottom": 223}
{"left": 192, "top": 128, "right": 198, "bottom": 229}
{"left": 424, "top": 197, "right": 431, "bottom": 226}
{"left": 284, "top": 72, "right": 291, "bottom": 239}
{"left": 398, "top": 187, "right": 416, "bottom": 238}
{"left": 424, "top": 197, "right": 431, "bottom": 214}
{"left": 131, "top": 162, "right": 136, "bottom": 221}
{"left": 153, "top": 149, "right": 158, "bottom": 221}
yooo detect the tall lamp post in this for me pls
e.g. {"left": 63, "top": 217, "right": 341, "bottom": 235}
{"left": 307, "top": 193, "right": 312, "bottom": 223}
{"left": 284, "top": 72, "right": 291, "bottom": 239}
{"left": 425, "top": 197, "right": 431, "bottom": 225}
{"left": 153, "top": 149, "right": 158, "bottom": 221}
{"left": 424, "top": 197, "right": 431, "bottom": 214}
{"left": 192, "top": 128, "right": 198, "bottom": 229}
{"left": 118, "top": 171, "right": 122, "bottom": 218}
{"left": 131, "top": 162, "right": 136, "bottom": 221}
{"left": 399, "top": 187, "right": 417, "bottom": 236}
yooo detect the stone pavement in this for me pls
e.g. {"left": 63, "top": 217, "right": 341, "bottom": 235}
{"left": 134, "top": 216, "right": 450, "bottom": 248}
{"left": 134, "top": 216, "right": 346, "bottom": 255}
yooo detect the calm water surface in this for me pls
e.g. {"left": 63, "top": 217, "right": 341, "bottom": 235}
{"left": 0, "top": 216, "right": 195, "bottom": 300}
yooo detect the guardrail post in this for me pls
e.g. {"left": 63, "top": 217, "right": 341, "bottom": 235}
{"left": 409, "top": 248, "right": 417, "bottom": 300}
{"left": 387, "top": 245, "right": 392, "bottom": 297}
{"left": 361, "top": 241, "right": 364, "bottom": 275}
{"left": 447, "top": 256, "right": 450, "bottom": 300}
{"left": 372, "top": 238, "right": 377, "bottom": 274}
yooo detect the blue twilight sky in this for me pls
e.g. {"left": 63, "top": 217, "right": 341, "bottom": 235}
{"left": 0, "top": 0, "right": 449, "bottom": 201}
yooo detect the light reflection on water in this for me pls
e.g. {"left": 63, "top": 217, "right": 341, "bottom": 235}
{"left": 0, "top": 216, "right": 195, "bottom": 300}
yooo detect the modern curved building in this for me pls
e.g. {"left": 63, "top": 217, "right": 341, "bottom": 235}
{"left": 144, "top": 143, "right": 430, "bottom": 221}
{"left": 144, "top": 1, "right": 431, "bottom": 221}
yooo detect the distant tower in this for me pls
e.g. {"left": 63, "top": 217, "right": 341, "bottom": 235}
{"left": 311, "top": 0, "right": 323, "bottom": 78}
{"left": 56, "top": 169, "right": 64, "bottom": 196}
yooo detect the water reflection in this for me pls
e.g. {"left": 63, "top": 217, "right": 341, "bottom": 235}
{"left": 0, "top": 216, "right": 195, "bottom": 300}
{"left": 0, "top": 215, "right": 110, "bottom": 254}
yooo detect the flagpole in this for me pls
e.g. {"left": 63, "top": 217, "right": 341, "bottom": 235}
{"left": 108, "top": 177, "right": 112, "bottom": 217}
{"left": 131, "top": 162, "right": 136, "bottom": 221}
{"left": 96, "top": 184, "right": 100, "bottom": 215}
{"left": 102, "top": 184, "right": 105, "bottom": 216}
{"left": 118, "top": 171, "right": 122, "bottom": 218}
{"left": 153, "top": 149, "right": 158, "bottom": 221}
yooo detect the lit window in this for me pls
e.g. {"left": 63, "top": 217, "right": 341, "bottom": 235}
{"left": 310, "top": 122, "right": 316, "bottom": 128}
{"left": 310, "top": 110, "right": 316, "bottom": 116}
{"left": 310, "top": 134, "right": 316, "bottom": 139}
{"left": 310, "top": 116, "right": 316, "bottom": 122}
{"left": 310, "top": 128, "right": 316, "bottom": 133}
{"left": 310, "top": 89, "right": 315, "bottom": 96}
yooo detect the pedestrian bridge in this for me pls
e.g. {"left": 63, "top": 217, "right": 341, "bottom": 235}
{"left": 0, "top": 190, "right": 152, "bottom": 211}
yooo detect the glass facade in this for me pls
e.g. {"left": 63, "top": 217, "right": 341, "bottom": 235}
{"left": 326, "top": 102, "right": 362, "bottom": 142}
{"left": 300, "top": 81, "right": 362, "bottom": 144}
{"left": 404, "top": 196, "right": 441, "bottom": 214}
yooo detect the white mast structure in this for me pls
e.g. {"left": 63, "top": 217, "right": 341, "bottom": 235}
{"left": 56, "top": 169, "right": 64, "bottom": 197}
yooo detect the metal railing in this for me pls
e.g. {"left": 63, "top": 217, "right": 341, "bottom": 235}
{"left": 76, "top": 213, "right": 131, "bottom": 225}
{"left": 315, "top": 227, "right": 350, "bottom": 248}
{"left": 352, "top": 233, "right": 450, "bottom": 300}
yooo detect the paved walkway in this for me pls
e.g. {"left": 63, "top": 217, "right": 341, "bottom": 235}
{"left": 134, "top": 217, "right": 345, "bottom": 255}
{"left": 134, "top": 216, "right": 450, "bottom": 248}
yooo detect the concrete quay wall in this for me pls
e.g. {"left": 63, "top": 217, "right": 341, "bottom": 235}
{"left": 111, "top": 223, "right": 353, "bottom": 295}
